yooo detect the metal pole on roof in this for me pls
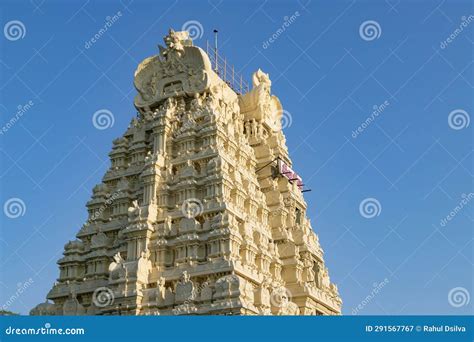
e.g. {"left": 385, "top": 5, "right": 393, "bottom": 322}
{"left": 224, "top": 57, "right": 227, "bottom": 82}
{"left": 213, "top": 29, "right": 218, "bottom": 73}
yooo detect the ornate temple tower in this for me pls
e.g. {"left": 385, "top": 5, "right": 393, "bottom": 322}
{"left": 31, "top": 29, "right": 341, "bottom": 316}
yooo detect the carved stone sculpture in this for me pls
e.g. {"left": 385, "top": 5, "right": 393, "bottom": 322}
{"left": 109, "top": 252, "right": 125, "bottom": 281}
{"left": 128, "top": 200, "right": 142, "bottom": 221}
{"left": 175, "top": 271, "right": 196, "bottom": 303}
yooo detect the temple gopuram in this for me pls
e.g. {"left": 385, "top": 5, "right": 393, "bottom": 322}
{"left": 31, "top": 29, "right": 342, "bottom": 316}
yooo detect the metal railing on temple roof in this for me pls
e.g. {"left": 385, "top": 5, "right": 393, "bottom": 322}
{"left": 206, "top": 40, "right": 250, "bottom": 95}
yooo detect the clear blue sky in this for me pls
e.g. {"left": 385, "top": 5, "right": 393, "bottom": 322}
{"left": 0, "top": 0, "right": 472, "bottom": 315}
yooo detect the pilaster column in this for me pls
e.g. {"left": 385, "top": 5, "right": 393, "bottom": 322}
{"left": 152, "top": 113, "right": 171, "bottom": 155}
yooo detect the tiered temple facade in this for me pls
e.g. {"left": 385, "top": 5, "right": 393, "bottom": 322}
{"left": 31, "top": 30, "right": 342, "bottom": 316}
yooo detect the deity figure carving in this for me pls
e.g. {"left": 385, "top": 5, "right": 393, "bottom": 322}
{"left": 109, "top": 252, "right": 126, "bottom": 281}
{"left": 255, "top": 280, "right": 271, "bottom": 308}
{"left": 128, "top": 200, "right": 142, "bottom": 221}
{"left": 252, "top": 68, "right": 271, "bottom": 90}
{"left": 160, "top": 29, "right": 189, "bottom": 59}
{"left": 302, "top": 255, "right": 316, "bottom": 283}
{"left": 175, "top": 271, "right": 196, "bottom": 303}
{"left": 154, "top": 277, "right": 165, "bottom": 304}
{"left": 137, "top": 250, "right": 151, "bottom": 280}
